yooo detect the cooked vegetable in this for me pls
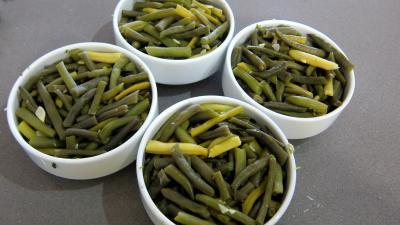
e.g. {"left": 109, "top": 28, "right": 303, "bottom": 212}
{"left": 16, "top": 49, "right": 152, "bottom": 158}
{"left": 232, "top": 24, "right": 353, "bottom": 117}
{"left": 144, "top": 103, "right": 292, "bottom": 224}
{"left": 118, "top": 0, "right": 230, "bottom": 59}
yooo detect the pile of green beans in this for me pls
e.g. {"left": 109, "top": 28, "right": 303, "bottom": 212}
{"left": 231, "top": 25, "right": 354, "bottom": 118}
{"left": 119, "top": 0, "right": 229, "bottom": 59}
{"left": 16, "top": 49, "right": 152, "bottom": 158}
{"left": 144, "top": 103, "right": 291, "bottom": 225}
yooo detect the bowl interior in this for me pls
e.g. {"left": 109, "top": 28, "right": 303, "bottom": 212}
{"left": 136, "top": 95, "right": 296, "bottom": 225}
{"left": 226, "top": 20, "right": 355, "bottom": 122}
{"left": 113, "top": 0, "right": 235, "bottom": 64}
{"left": 7, "top": 42, "right": 158, "bottom": 164}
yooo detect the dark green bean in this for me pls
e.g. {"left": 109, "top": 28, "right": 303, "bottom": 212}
{"left": 56, "top": 61, "right": 78, "bottom": 95}
{"left": 308, "top": 33, "right": 354, "bottom": 73}
{"left": 231, "top": 156, "right": 269, "bottom": 192}
{"left": 19, "top": 86, "right": 38, "bottom": 113}
{"left": 119, "top": 72, "right": 148, "bottom": 84}
{"left": 231, "top": 46, "right": 242, "bottom": 68}
{"left": 122, "top": 10, "right": 145, "bottom": 18}
{"left": 233, "top": 67, "right": 261, "bottom": 95}
{"left": 175, "top": 126, "right": 197, "bottom": 144}
{"left": 110, "top": 56, "right": 129, "bottom": 89}
{"left": 16, "top": 107, "right": 56, "bottom": 138}
{"left": 29, "top": 136, "right": 64, "bottom": 148}
{"left": 39, "top": 149, "right": 106, "bottom": 157}
{"left": 53, "top": 89, "right": 72, "bottom": 111}
{"left": 246, "top": 129, "right": 288, "bottom": 166}
{"left": 98, "top": 116, "right": 137, "bottom": 143}
{"left": 213, "top": 171, "right": 231, "bottom": 201}
{"left": 79, "top": 52, "right": 96, "bottom": 71}
{"left": 197, "top": 125, "right": 230, "bottom": 141}
{"left": 235, "top": 182, "right": 255, "bottom": 202}
{"left": 65, "top": 128, "right": 99, "bottom": 142}
{"left": 164, "top": 164, "right": 194, "bottom": 199}
{"left": 171, "top": 26, "right": 210, "bottom": 39}
{"left": 97, "top": 105, "right": 128, "bottom": 121}
{"left": 251, "top": 62, "right": 286, "bottom": 80}
{"left": 275, "top": 30, "right": 326, "bottom": 57}
{"left": 171, "top": 144, "right": 215, "bottom": 196}
{"left": 63, "top": 88, "right": 96, "bottom": 127}
{"left": 195, "top": 194, "right": 256, "bottom": 225}
{"left": 174, "top": 211, "right": 215, "bottom": 225}
{"left": 73, "top": 116, "right": 98, "bottom": 129}
{"left": 190, "top": 155, "right": 215, "bottom": 185}
{"left": 201, "top": 21, "right": 229, "bottom": 45}
{"left": 160, "top": 104, "right": 202, "bottom": 142}
{"left": 256, "top": 156, "right": 277, "bottom": 225}
{"left": 263, "top": 101, "right": 308, "bottom": 113}
{"left": 242, "top": 47, "right": 266, "bottom": 71}
{"left": 247, "top": 45, "right": 291, "bottom": 60}
{"left": 161, "top": 188, "right": 210, "bottom": 219}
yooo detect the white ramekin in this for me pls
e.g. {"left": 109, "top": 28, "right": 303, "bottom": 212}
{"left": 222, "top": 20, "right": 355, "bottom": 139}
{"left": 113, "top": 0, "right": 235, "bottom": 85}
{"left": 6, "top": 42, "right": 158, "bottom": 179}
{"left": 136, "top": 95, "right": 296, "bottom": 225}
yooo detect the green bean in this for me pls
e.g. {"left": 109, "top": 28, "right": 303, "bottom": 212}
{"left": 138, "top": 8, "right": 177, "bottom": 21}
{"left": 231, "top": 46, "right": 242, "bottom": 68}
{"left": 144, "top": 158, "right": 155, "bottom": 187}
{"left": 286, "top": 95, "right": 328, "bottom": 114}
{"left": 65, "top": 135, "right": 76, "bottom": 149}
{"left": 228, "top": 117, "right": 258, "bottom": 130}
{"left": 174, "top": 211, "right": 215, "bottom": 225}
{"left": 247, "top": 45, "right": 291, "bottom": 60}
{"left": 236, "top": 182, "right": 256, "bottom": 202}
{"left": 101, "top": 83, "right": 124, "bottom": 102}
{"left": 166, "top": 203, "right": 181, "bottom": 218}
{"left": 53, "top": 89, "right": 72, "bottom": 111}
{"left": 273, "top": 109, "right": 315, "bottom": 118}
{"left": 275, "top": 30, "right": 326, "bottom": 57}
{"left": 175, "top": 126, "right": 197, "bottom": 144}
{"left": 96, "top": 91, "right": 138, "bottom": 115}
{"left": 171, "top": 144, "right": 215, "bottom": 196}
{"left": 246, "top": 129, "right": 288, "bottom": 166}
{"left": 331, "top": 79, "right": 343, "bottom": 107}
{"left": 285, "top": 82, "right": 313, "bottom": 98}
{"left": 121, "top": 10, "right": 145, "bottom": 18}
{"left": 160, "top": 104, "right": 202, "bottom": 142}
{"left": 213, "top": 171, "right": 231, "bottom": 201}
{"left": 158, "top": 169, "right": 171, "bottom": 187}
{"left": 19, "top": 86, "right": 38, "bottom": 113}
{"left": 171, "top": 26, "right": 210, "bottom": 39}
{"left": 63, "top": 88, "right": 96, "bottom": 127}
{"left": 88, "top": 80, "right": 107, "bottom": 115}
{"left": 153, "top": 157, "right": 174, "bottom": 169}
{"left": 263, "top": 101, "right": 307, "bottom": 113}
{"left": 234, "top": 147, "right": 247, "bottom": 177}
{"left": 275, "top": 80, "right": 285, "bottom": 102}
{"left": 161, "top": 188, "right": 210, "bottom": 219}
{"left": 97, "top": 105, "right": 128, "bottom": 121}
{"left": 70, "top": 76, "right": 109, "bottom": 97}
{"left": 73, "top": 116, "right": 98, "bottom": 129}
{"left": 190, "top": 155, "right": 215, "bottom": 185}
{"left": 121, "top": 27, "right": 152, "bottom": 43}
{"left": 110, "top": 56, "right": 129, "bottom": 89}
{"left": 134, "top": 1, "right": 163, "bottom": 10}
{"left": 231, "top": 156, "right": 269, "bottom": 192}
{"left": 16, "top": 107, "right": 56, "bottom": 138}
{"left": 195, "top": 194, "right": 256, "bottom": 225}
{"left": 79, "top": 52, "right": 96, "bottom": 71}
{"left": 155, "top": 16, "right": 177, "bottom": 31}
{"left": 251, "top": 62, "right": 286, "bottom": 80}
{"left": 29, "top": 136, "right": 64, "bottom": 148}
{"left": 201, "top": 21, "right": 228, "bottom": 45}
{"left": 189, "top": 109, "right": 219, "bottom": 123}
{"left": 164, "top": 164, "right": 194, "bottom": 199}
{"left": 244, "top": 144, "right": 258, "bottom": 159}
{"left": 98, "top": 116, "right": 137, "bottom": 143}
{"left": 197, "top": 125, "right": 230, "bottom": 141}
{"left": 65, "top": 128, "right": 99, "bottom": 142}
{"left": 291, "top": 72, "right": 326, "bottom": 84}
{"left": 250, "top": 167, "right": 266, "bottom": 188}
{"left": 259, "top": 81, "right": 276, "bottom": 102}
{"left": 160, "top": 21, "right": 196, "bottom": 38}
{"left": 256, "top": 156, "right": 277, "bottom": 225}
{"left": 249, "top": 200, "right": 261, "bottom": 219}
{"left": 192, "top": 8, "right": 216, "bottom": 30}
{"left": 125, "top": 98, "right": 150, "bottom": 117}
{"left": 308, "top": 33, "right": 354, "bottom": 73}
{"left": 242, "top": 47, "right": 266, "bottom": 71}
{"left": 145, "top": 46, "right": 192, "bottom": 58}
{"left": 233, "top": 67, "right": 261, "bottom": 95}
{"left": 39, "top": 149, "right": 106, "bottom": 157}
{"left": 272, "top": 161, "right": 283, "bottom": 195}
{"left": 55, "top": 61, "right": 78, "bottom": 95}
{"left": 119, "top": 72, "right": 148, "bottom": 84}
{"left": 122, "top": 62, "right": 137, "bottom": 73}
{"left": 209, "top": 209, "right": 236, "bottom": 225}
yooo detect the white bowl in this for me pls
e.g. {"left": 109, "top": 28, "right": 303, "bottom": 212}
{"left": 6, "top": 42, "right": 159, "bottom": 180}
{"left": 222, "top": 20, "right": 355, "bottom": 139}
{"left": 136, "top": 96, "right": 296, "bottom": 225}
{"left": 113, "top": 0, "right": 235, "bottom": 85}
